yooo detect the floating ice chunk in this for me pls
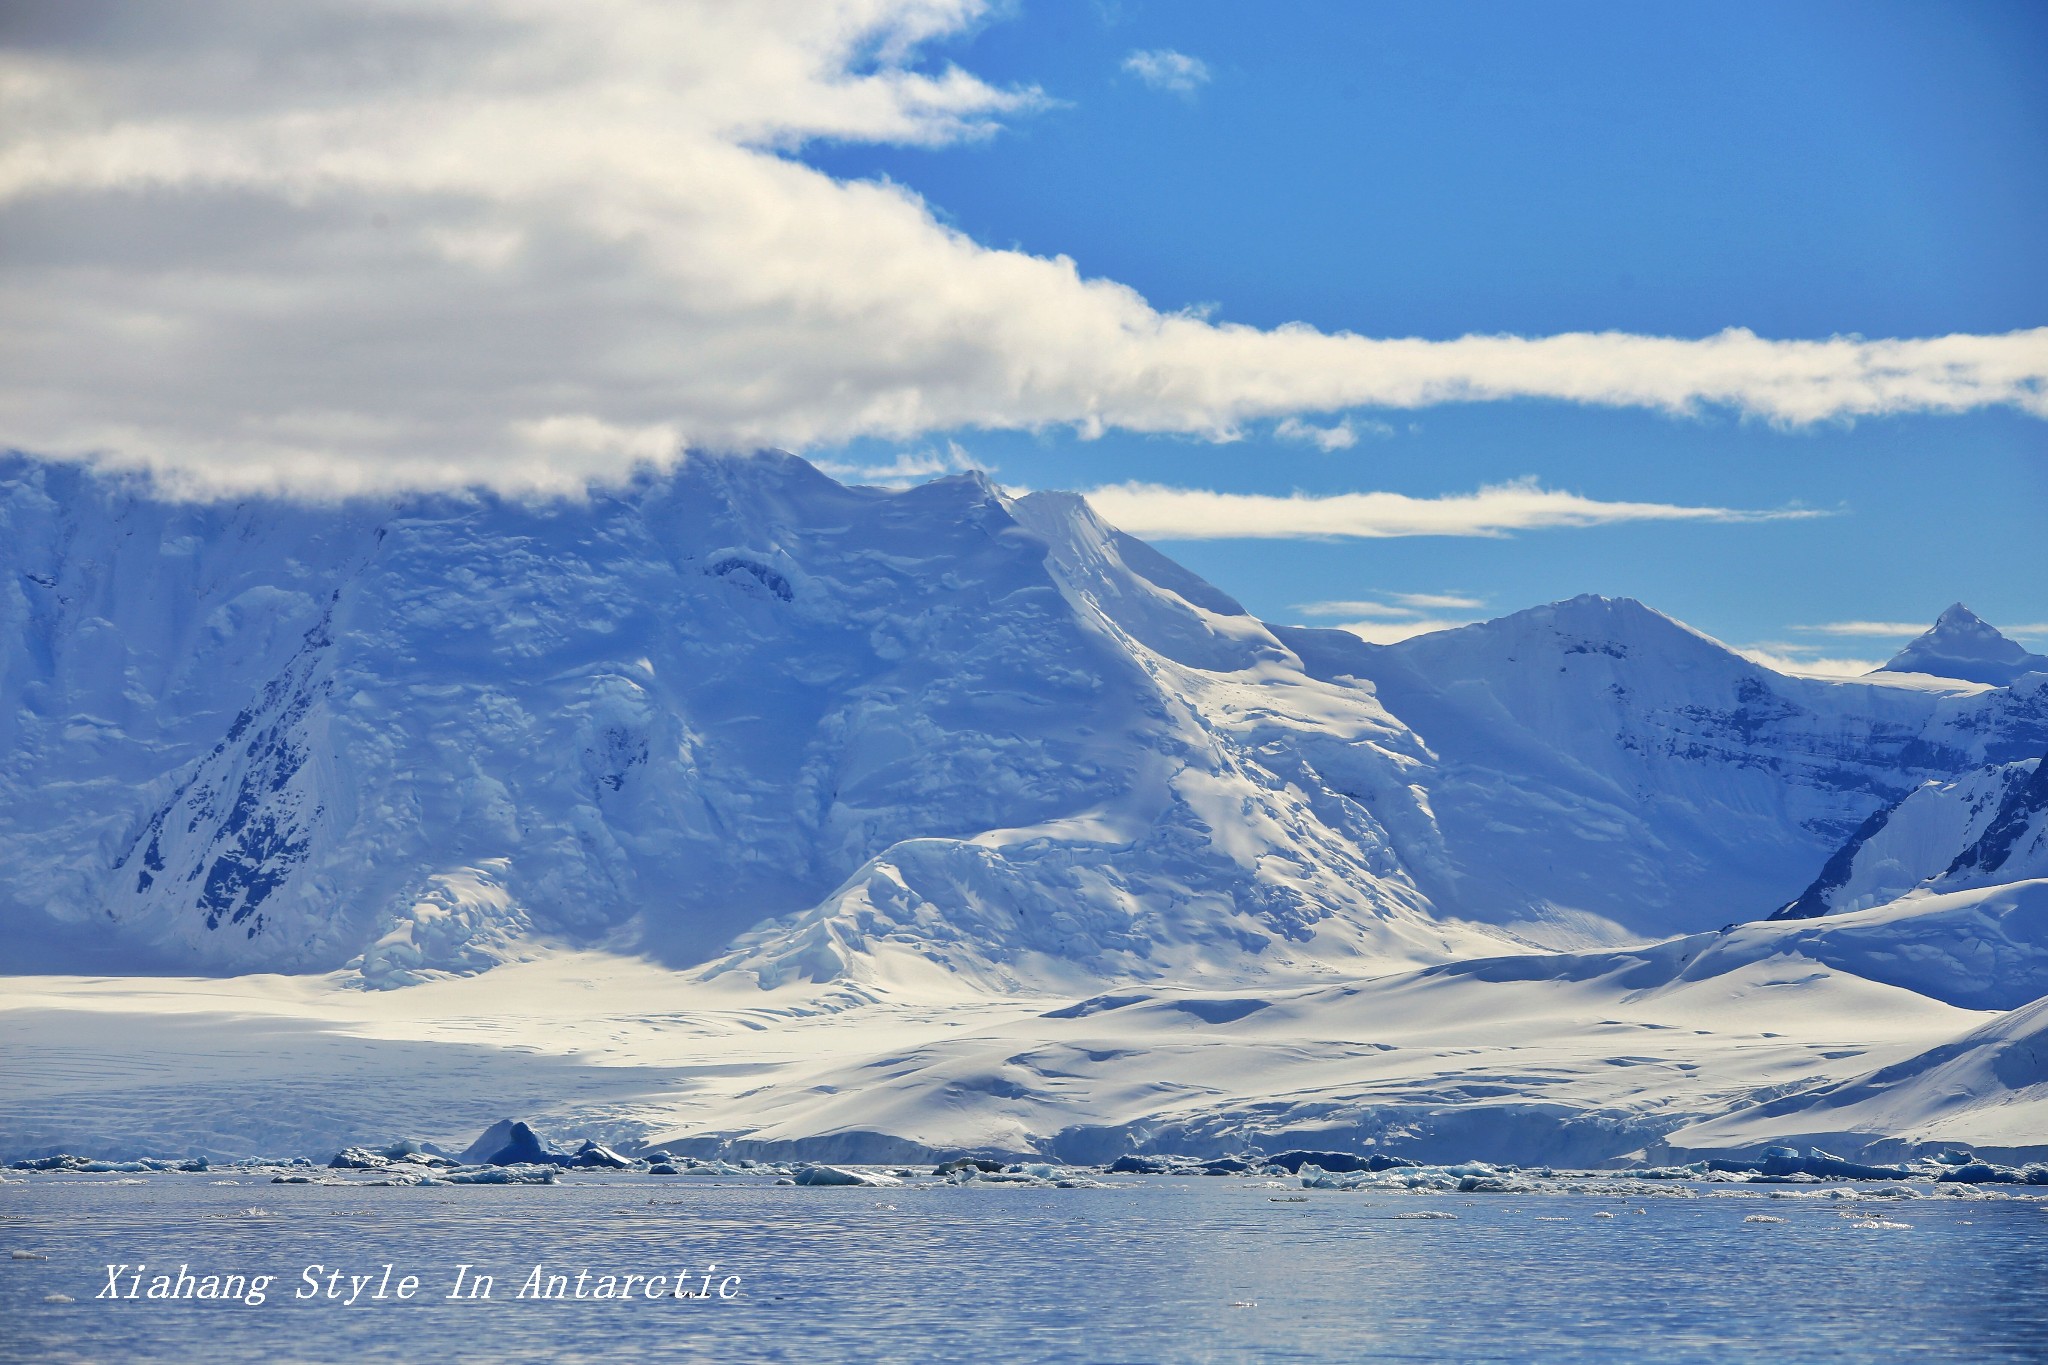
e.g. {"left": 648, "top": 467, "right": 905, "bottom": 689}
{"left": 1743, "top": 1214, "right": 1786, "bottom": 1224}
{"left": 1263, "top": 1152, "right": 1421, "bottom": 1174}
{"left": 792, "top": 1164, "right": 900, "bottom": 1187}
{"left": 444, "top": 1164, "right": 559, "bottom": 1185}
{"left": 479, "top": 1122, "right": 565, "bottom": 1167}
{"left": 1298, "top": 1159, "right": 1516, "bottom": 1192}
{"left": 328, "top": 1147, "right": 391, "bottom": 1170}
{"left": 1938, "top": 1162, "right": 2023, "bottom": 1185}
{"left": 569, "top": 1141, "right": 632, "bottom": 1170}
{"left": 1128, "top": 1157, "right": 1209, "bottom": 1176}
{"left": 459, "top": 1119, "right": 566, "bottom": 1166}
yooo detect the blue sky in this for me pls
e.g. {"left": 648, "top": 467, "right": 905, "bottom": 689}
{"left": 3, "top": 0, "right": 2043, "bottom": 670}
{"left": 802, "top": 0, "right": 2048, "bottom": 665}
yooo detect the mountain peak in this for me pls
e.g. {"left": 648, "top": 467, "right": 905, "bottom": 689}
{"left": 1878, "top": 604, "right": 2048, "bottom": 687}
{"left": 1392, "top": 593, "right": 1731, "bottom": 664}
{"left": 1935, "top": 602, "right": 1987, "bottom": 629}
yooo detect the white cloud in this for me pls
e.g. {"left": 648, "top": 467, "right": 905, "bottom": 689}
{"left": 1274, "top": 415, "right": 1393, "bottom": 450}
{"left": 1292, "top": 591, "right": 1487, "bottom": 619}
{"left": 1, "top": 1, "right": 2044, "bottom": 497}
{"left": 1122, "top": 48, "right": 1211, "bottom": 94}
{"left": 1080, "top": 477, "right": 1826, "bottom": 540}
{"left": 1331, "top": 618, "right": 1479, "bottom": 645}
{"left": 1789, "top": 617, "right": 2048, "bottom": 640}
{"left": 813, "top": 439, "right": 987, "bottom": 486}
{"left": 1388, "top": 591, "right": 1486, "bottom": 610}
{"left": 1787, "top": 620, "right": 1933, "bottom": 638}
{"left": 1290, "top": 590, "right": 1492, "bottom": 641}
{"left": 1275, "top": 417, "right": 1357, "bottom": 451}
{"left": 1738, "top": 646, "right": 1886, "bottom": 678}
{"left": 1292, "top": 600, "right": 1419, "bottom": 619}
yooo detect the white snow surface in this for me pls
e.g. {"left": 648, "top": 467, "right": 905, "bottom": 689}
{"left": 1674, "top": 976, "right": 2048, "bottom": 1159}
{"left": 4, "top": 881, "right": 2044, "bottom": 1162}
{"left": 0, "top": 942, "right": 1976, "bottom": 1163}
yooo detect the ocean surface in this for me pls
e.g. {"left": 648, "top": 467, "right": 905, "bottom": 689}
{"left": 4, "top": 1175, "right": 2045, "bottom": 1362}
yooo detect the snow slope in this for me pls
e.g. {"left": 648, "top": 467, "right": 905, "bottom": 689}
{"left": 0, "top": 943, "right": 1987, "bottom": 1164}
{"left": 16, "top": 875, "right": 2043, "bottom": 1165}
{"left": 1673, "top": 985, "right": 2048, "bottom": 1162}
{"left": 10, "top": 853, "right": 2045, "bottom": 1164}
{"left": 1877, "top": 603, "right": 2048, "bottom": 687}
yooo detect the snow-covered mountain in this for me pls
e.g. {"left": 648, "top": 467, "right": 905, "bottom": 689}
{"left": 6, "top": 452, "right": 2048, "bottom": 990}
{"left": 0, "top": 453, "right": 1480, "bottom": 988}
{"left": 1877, "top": 603, "right": 2048, "bottom": 686}
{"left": 1280, "top": 600, "right": 2048, "bottom": 942}
{"left": 1774, "top": 751, "right": 2048, "bottom": 918}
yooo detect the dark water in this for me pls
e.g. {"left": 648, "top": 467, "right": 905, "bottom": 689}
{"left": 3, "top": 1176, "right": 2045, "bottom": 1362}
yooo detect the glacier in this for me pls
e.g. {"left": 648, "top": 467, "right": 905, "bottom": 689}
{"left": 3, "top": 449, "right": 2046, "bottom": 1167}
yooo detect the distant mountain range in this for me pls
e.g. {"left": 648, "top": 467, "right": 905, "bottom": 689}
{"left": 5, "top": 450, "right": 2044, "bottom": 987}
